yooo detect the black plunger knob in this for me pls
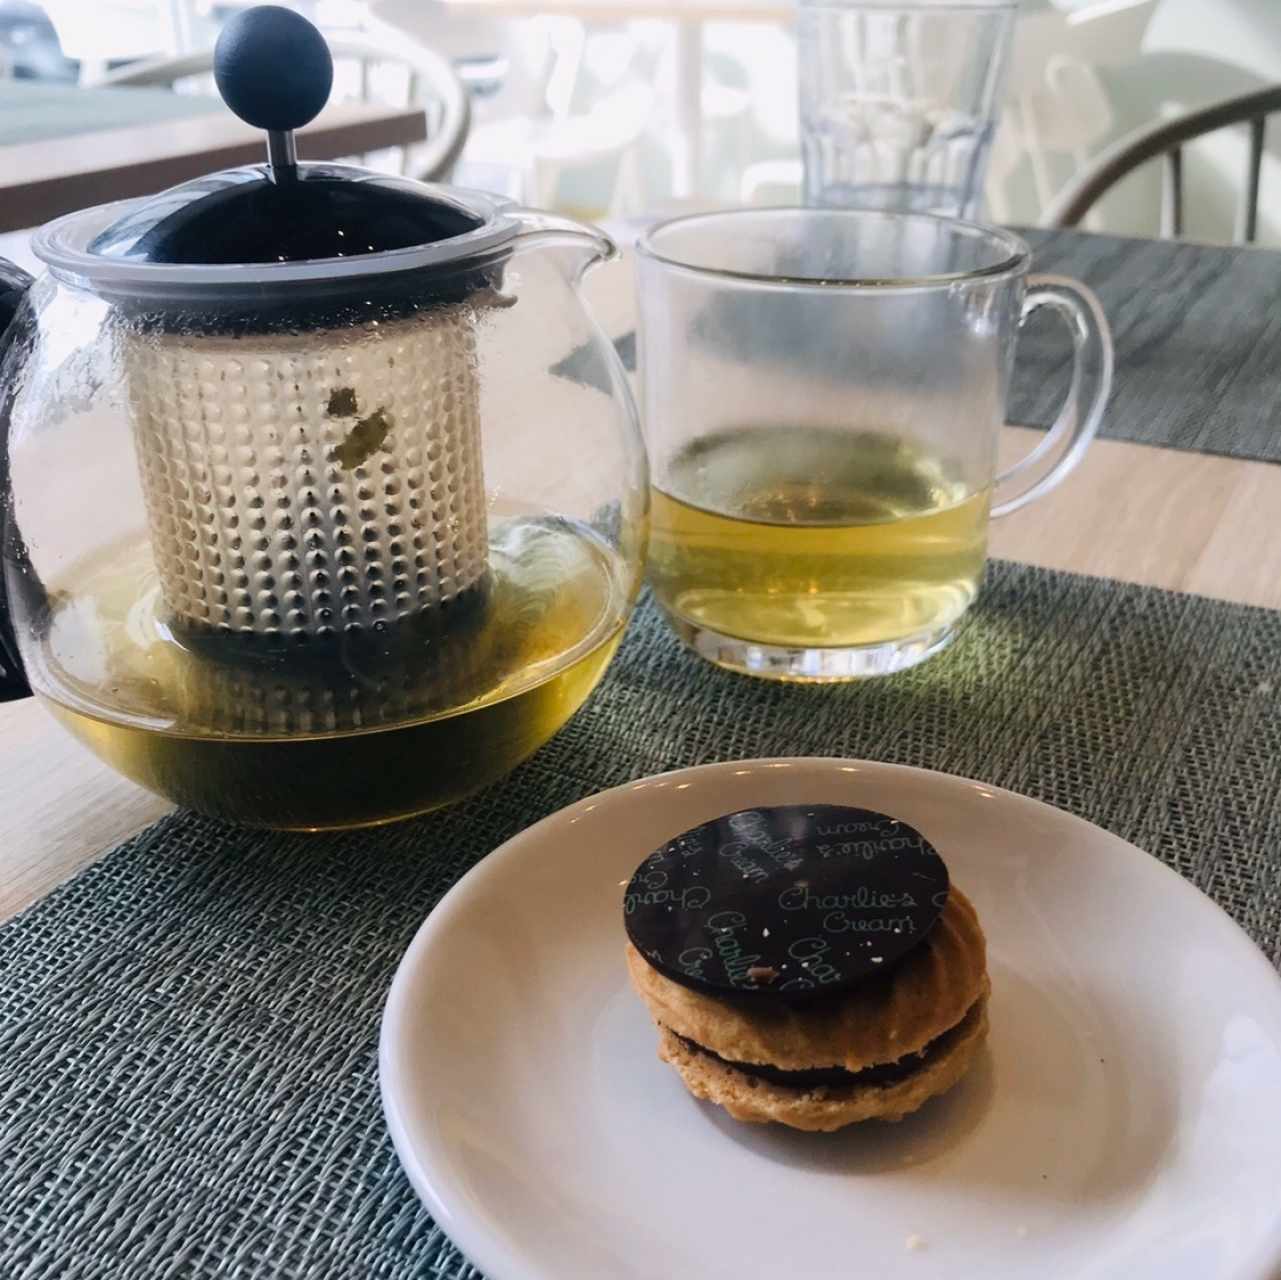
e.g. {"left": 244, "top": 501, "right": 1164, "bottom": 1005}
{"left": 214, "top": 5, "right": 334, "bottom": 132}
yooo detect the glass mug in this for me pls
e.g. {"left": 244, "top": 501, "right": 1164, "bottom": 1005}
{"left": 636, "top": 208, "right": 1113, "bottom": 681}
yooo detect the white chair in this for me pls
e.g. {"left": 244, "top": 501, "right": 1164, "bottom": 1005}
{"left": 365, "top": 0, "right": 510, "bottom": 97}
{"left": 40, "top": 0, "right": 188, "bottom": 84}
{"left": 367, "top": 3, "right": 582, "bottom": 129}
{"left": 986, "top": 0, "right": 1158, "bottom": 224}
{"left": 722, "top": 21, "right": 802, "bottom": 205}
{"left": 529, "top": 79, "right": 654, "bottom": 214}
{"left": 699, "top": 21, "right": 795, "bottom": 205}
{"left": 740, "top": 159, "right": 801, "bottom": 205}
{"left": 462, "top": 77, "right": 655, "bottom": 216}
{"left": 98, "top": 33, "right": 470, "bottom": 181}
{"left": 457, "top": 22, "right": 657, "bottom": 217}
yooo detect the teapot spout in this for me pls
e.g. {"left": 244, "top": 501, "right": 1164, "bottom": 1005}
{"left": 506, "top": 209, "right": 616, "bottom": 280}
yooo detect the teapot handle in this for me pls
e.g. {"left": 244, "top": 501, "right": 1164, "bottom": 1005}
{"left": 0, "top": 257, "right": 35, "bottom": 699}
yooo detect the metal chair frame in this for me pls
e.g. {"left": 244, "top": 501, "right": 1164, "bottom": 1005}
{"left": 1041, "top": 84, "right": 1281, "bottom": 243}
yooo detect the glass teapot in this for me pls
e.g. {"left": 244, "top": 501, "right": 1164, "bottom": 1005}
{"left": 0, "top": 8, "right": 647, "bottom": 830}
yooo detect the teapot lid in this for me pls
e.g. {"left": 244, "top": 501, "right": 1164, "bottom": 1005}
{"left": 83, "top": 5, "right": 492, "bottom": 271}
{"left": 86, "top": 165, "right": 488, "bottom": 267}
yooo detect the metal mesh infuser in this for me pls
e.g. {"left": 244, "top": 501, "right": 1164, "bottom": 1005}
{"left": 126, "top": 305, "right": 488, "bottom": 640}
{"left": 77, "top": 5, "right": 513, "bottom": 648}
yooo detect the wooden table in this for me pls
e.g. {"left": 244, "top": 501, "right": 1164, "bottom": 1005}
{"left": 3, "top": 247, "right": 1280, "bottom": 925}
{"left": 0, "top": 88, "right": 427, "bottom": 232}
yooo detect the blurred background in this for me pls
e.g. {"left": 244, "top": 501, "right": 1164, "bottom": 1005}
{"left": 1, "top": 0, "right": 1279, "bottom": 262}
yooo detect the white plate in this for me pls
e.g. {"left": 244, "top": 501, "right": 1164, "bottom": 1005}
{"left": 379, "top": 758, "right": 1281, "bottom": 1280}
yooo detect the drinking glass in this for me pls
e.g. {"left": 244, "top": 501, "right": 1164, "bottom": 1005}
{"left": 798, "top": 0, "right": 1016, "bottom": 218}
{"left": 636, "top": 207, "right": 1113, "bottom": 681}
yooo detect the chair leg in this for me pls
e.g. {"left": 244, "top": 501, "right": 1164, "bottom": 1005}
{"left": 1161, "top": 147, "right": 1183, "bottom": 239}
{"left": 78, "top": 57, "right": 109, "bottom": 86}
{"left": 1237, "top": 116, "right": 1266, "bottom": 244}
{"left": 1023, "top": 107, "right": 1058, "bottom": 218}
{"left": 983, "top": 167, "right": 1010, "bottom": 225}
{"left": 610, "top": 146, "right": 642, "bottom": 218}
{"left": 529, "top": 155, "right": 561, "bottom": 209}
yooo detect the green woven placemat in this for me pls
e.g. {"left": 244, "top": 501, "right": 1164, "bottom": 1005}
{"left": 3, "top": 562, "right": 1281, "bottom": 1278}
{"left": 1011, "top": 228, "right": 1281, "bottom": 462}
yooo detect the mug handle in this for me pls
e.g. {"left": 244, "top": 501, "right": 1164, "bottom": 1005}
{"left": 991, "top": 274, "right": 1114, "bottom": 518}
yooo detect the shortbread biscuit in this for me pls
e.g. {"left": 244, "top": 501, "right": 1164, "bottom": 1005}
{"left": 627, "top": 888, "right": 986, "bottom": 1073}
{"left": 656, "top": 992, "right": 989, "bottom": 1132}
{"left": 623, "top": 805, "right": 991, "bottom": 1131}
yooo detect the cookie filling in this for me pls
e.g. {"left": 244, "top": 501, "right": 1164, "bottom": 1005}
{"left": 671, "top": 998, "right": 980, "bottom": 1091}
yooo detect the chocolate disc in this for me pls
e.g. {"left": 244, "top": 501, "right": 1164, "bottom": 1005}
{"left": 623, "top": 806, "right": 948, "bottom": 1001}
